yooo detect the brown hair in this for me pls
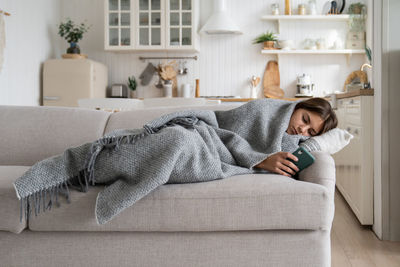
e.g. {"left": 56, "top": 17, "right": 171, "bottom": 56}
{"left": 294, "top": 98, "right": 338, "bottom": 134}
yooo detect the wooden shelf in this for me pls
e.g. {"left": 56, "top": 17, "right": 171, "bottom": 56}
{"left": 261, "top": 49, "right": 365, "bottom": 55}
{"left": 261, "top": 14, "right": 352, "bottom": 21}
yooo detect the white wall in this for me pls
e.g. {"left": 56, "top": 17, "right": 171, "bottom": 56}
{"left": 61, "top": 0, "right": 366, "bottom": 99}
{"left": 373, "top": 0, "right": 400, "bottom": 241}
{"left": 0, "top": 0, "right": 62, "bottom": 106}
{"left": 387, "top": 0, "right": 400, "bottom": 241}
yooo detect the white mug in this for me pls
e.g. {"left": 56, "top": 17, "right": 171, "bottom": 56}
{"left": 181, "top": 84, "right": 193, "bottom": 98}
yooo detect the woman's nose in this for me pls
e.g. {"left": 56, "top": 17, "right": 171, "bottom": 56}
{"left": 299, "top": 125, "right": 309, "bottom": 135}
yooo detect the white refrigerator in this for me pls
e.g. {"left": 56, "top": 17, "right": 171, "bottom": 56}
{"left": 43, "top": 59, "right": 108, "bottom": 107}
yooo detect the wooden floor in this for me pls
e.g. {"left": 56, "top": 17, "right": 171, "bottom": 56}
{"left": 331, "top": 188, "right": 400, "bottom": 267}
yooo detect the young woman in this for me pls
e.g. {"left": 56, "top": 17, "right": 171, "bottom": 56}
{"left": 256, "top": 98, "right": 338, "bottom": 177}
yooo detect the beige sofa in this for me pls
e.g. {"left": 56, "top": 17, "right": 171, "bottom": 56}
{"left": 0, "top": 104, "right": 336, "bottom": 267}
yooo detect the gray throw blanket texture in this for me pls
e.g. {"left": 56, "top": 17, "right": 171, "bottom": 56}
{"left": 14, "top": 99, "right": 317, "bottom": 224}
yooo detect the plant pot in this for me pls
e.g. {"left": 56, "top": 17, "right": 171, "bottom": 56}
{"left": 263, "top": 41, "right": 275, "bottom": 49}
{"left": 353, "top": 7, "right": 362, "bottom": 14}
{"left": 130, "top": 90, "right": 137, "bottom": 98}
{"left": 67, "top": 42, "right": 81, "bottom": 54}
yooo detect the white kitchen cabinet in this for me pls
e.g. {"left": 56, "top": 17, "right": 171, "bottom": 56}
{"left": 333, "top": 95, "right": 374, "bottom": 225}
{"left": 104, "top": 0, "right": 199, "bottom": 51}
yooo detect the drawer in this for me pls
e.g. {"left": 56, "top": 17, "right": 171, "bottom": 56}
{"left": 346, "top": 40, "right": 365, "bottom": 49}
{"left": 347, "top": 32, "right": 365, "bottom": 41}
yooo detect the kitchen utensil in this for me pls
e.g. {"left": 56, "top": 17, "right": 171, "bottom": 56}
{"left": 139, "top": 63, "right": 157, "bottom": 86}
{"left": 296, "top": 74, "right": 314, "bottom": 96}
{"left": 329, "top": 1, "right": 338, "bottom": 14}
{"left": 155, "top": 75, "right": 164, "bottom": 88}
{"left": 195, "top": 79, "right": 200, "bottom": 97}
{"left": 263, "top": 61, "right": 285, "bottom": 99}
{"left": 336, "top": 0, "right": 345, "bottom": 13}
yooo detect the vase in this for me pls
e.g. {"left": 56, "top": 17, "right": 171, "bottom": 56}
{"left": 163, "top": 82, "right": 172, "bottom": 98}
{"left": 263, "top": 41, "right": 275, "bottom": 49}
{"left": 67, "top": 42, "right": 80, "bottom": 54}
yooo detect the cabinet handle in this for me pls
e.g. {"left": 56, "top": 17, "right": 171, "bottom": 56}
{"left": 350, "top": 99, "right": 354, "bottom": 104}
{"left": 354, "top": 129, "right": 359, "bottom": 135}
{"left": 346, "top": 127, "right": 351, "bottom": 132}
{"left": 43, "top": 96, "right": 60, "bottom": 101}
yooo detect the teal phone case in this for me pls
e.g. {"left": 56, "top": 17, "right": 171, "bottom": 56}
{"left": 289, "top": 147, "right": 315, "bottom": 173}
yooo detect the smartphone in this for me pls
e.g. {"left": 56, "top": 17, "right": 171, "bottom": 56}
{"left": 288, "top": 147, "right": 315, "bottom": 173}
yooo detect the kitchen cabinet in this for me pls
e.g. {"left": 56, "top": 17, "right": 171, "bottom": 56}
{"left": 104, "top": 0, "right": 199, "bottom": 51}
{"left": 333, "top": 95, "right": 374, "bottom": 225}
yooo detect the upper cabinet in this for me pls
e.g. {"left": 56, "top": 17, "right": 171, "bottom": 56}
{"left": 104, "top": 0, "right": 199, "bottom": 51}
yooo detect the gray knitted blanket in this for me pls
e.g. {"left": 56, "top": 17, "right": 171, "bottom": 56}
{"left": 14, "top": 99, "right": 313, "bottom": 224}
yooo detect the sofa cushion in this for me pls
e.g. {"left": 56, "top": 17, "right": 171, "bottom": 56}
{"left": 28, "top": 173, "right": 332, "bottom": 232}
{"left": 0, "top": 166, "right": 30, "bottom": 233}
{"left": 0, "top": 106, "right": 110, "bottom": 166}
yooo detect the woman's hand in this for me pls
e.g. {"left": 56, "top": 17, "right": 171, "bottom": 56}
{"left": 255, "top": 152, "right": 299, "bottom": 177}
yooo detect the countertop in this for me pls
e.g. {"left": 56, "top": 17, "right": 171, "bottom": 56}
{"left": 334, "top": 89, "right": 374, "bottom": 99}
{"left": 206, "top": 89, "right": 374, "bottom": 102}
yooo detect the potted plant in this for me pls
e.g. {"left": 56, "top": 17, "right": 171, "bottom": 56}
{"left": 58, "top": 18, "right": 91, "bottom": 54}
{"left": 253, "top": 31, "right": 278, "bottom": 49}
{"left": 348, "top": 2, "right": 365, "bottom": 15}
{"left": 128, "top": 76, "right": 137, "bottom": 98}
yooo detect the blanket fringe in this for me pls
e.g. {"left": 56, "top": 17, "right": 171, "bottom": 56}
{"left": 19, "top": 131, "right": 150, "bottom": 223}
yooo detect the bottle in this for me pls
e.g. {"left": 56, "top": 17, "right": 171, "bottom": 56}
{"left": 298, "top": 4, "right": 306, "bottom": 15}
{"left": 285, "top": 0, "right": 291, "bottom": 15}
{"left": 195, "top": 79, "right": 200, "bottom": 97}
{"left": 271, "top": 4, "right": 279, "bottom": 15}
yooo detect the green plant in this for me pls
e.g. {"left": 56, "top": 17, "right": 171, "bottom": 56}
{"left": 348, "top": 2, "right": 366, "bottom": 14}
{"left": 252, "top": 31, "right": 278, "bottom": 44}
{"left": 58, "top": 18, "right": 90, "bottom": 43}
{"left": 365, "top": 46, "right": 372, "bottom": 64}
{"left": 128, "top": 76, "right": 137, "bottom": 91}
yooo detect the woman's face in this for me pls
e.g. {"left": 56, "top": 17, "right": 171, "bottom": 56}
{"left": 286, "top": 108, "right": 324, "bottom": 137}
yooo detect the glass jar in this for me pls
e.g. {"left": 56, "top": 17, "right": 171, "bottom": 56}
{"left": 298, "top": 4, "right": 306, "bottom": 15}
{"left": 271, "top": 4, "right": 279, "bottom": 15}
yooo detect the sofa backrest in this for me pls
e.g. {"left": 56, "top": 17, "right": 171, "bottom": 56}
{"left": 0, "top": 106, "right": 110, "bottom": 166}
{"left": 104, "top": 104, "right": 241, "bottom": 134}
{"left": 0, "top": 103, "right": 243, "bottom": 166}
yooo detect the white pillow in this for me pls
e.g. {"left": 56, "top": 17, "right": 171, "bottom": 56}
{"left": 311, "top": 128, "right": 354, "bottom": 154}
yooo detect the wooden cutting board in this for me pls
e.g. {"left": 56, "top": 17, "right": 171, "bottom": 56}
{"left": 263, "top": 61, "right": 285, "bottom": 99}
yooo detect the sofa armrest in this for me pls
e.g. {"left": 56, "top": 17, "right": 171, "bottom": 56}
{"left": 298, "top": 151, "right": 336, "bottom": 198}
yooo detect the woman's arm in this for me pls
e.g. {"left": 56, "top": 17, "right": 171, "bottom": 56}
{"left": 255, "top": 152, "right": 299, "bottom": 177}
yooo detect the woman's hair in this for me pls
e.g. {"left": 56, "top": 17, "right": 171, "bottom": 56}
{"left": 294, "top": 97, "right": 338, "bottom": 134}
